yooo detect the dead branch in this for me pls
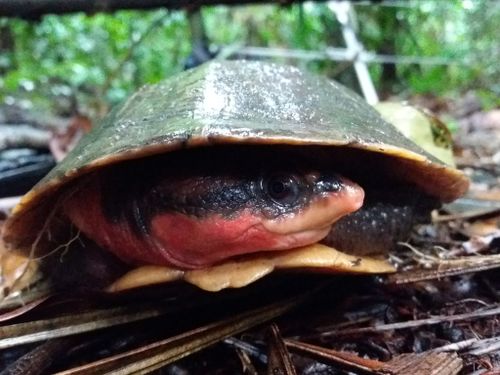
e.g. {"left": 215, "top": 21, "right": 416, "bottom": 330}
{"left": 319, "top": 304, "right": 500, "bottom": 337}
{"left": 432, "top": 338, "right": 478, "bottom": 353}
{"left": 267, "top": 324, "right": 297, "bottom": 375}
{"left": 0, "top": 125, "right": 50, "bottom": 150}
{"left": 468, "top": 337, "right": 500, "bottom": 356}
{"left": 285, "top": 339, "right": 463, "bottom": 375}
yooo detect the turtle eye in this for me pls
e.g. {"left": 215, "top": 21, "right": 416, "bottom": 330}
{"left": 263, "top": 174, "right": 302, "bottom": 206}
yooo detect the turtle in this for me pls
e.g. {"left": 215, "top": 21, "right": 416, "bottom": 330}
{"left": 0, "top": 60, "right": 469, "bottom": 294}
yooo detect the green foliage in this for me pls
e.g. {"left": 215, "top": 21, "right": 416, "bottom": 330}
{"left": 1, "top": 10, "right": 191, "bottom": 113}
{"left": 0, "top": 1, "right": 498, "bottom": 117}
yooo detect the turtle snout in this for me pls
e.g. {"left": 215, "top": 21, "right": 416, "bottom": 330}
{"left": 312, "top": 173, "right": 343, "bottom": 194}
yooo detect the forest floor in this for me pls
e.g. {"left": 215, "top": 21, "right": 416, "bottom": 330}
{"left": 0, "top": 92, "right": 499, "bottom": 375}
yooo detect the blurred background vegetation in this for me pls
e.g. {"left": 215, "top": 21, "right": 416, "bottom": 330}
{"left": 0, "top": 0, "right": 498, "bottom": 119}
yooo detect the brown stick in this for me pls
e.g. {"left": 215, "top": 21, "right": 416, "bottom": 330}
{"left": 317, "top": 304, "right": 500, "bottom": 337}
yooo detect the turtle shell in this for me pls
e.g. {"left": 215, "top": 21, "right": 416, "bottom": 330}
{"left": 2, "top": 60, "right": 469, "bottom": 254}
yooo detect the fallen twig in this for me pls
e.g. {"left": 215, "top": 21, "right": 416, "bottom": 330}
{"left": 467, "top": 337, "right": 500, "bottom": 356}
{"left": 431, "top": 338, "right": 478, "bottom": 353}
{"left": 0, "top": 125, "right": 50, "bottom": 150}
{"left": 384, "top": 254, "right": 500, "bottom": 285}
{"left": 267, "top": 324, "right": 297, "bottom": 375}
{"left": 55, "top": 295, "right": 305, "bottom": 375}
{"left": 317, "top": 304, "right": 500, "bottom": 337}
{"left": 285, "top": 339, "right": 463, "bottom": 375}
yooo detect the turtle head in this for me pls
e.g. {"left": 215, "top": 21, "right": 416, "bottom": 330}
{"left": 147, "top": 170, "right": 364, "bottom": 268}
{"left": 63, "top": 151, "right": 364, "bottom": 269}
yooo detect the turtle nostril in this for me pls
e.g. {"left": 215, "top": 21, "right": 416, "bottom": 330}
{"left": 314, "top": 174, "right": 343, "bottom": 193}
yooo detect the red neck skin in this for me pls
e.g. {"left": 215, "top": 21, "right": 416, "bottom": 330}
{"left": 64, "top": 175, "right": 364, "bottom": 269}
